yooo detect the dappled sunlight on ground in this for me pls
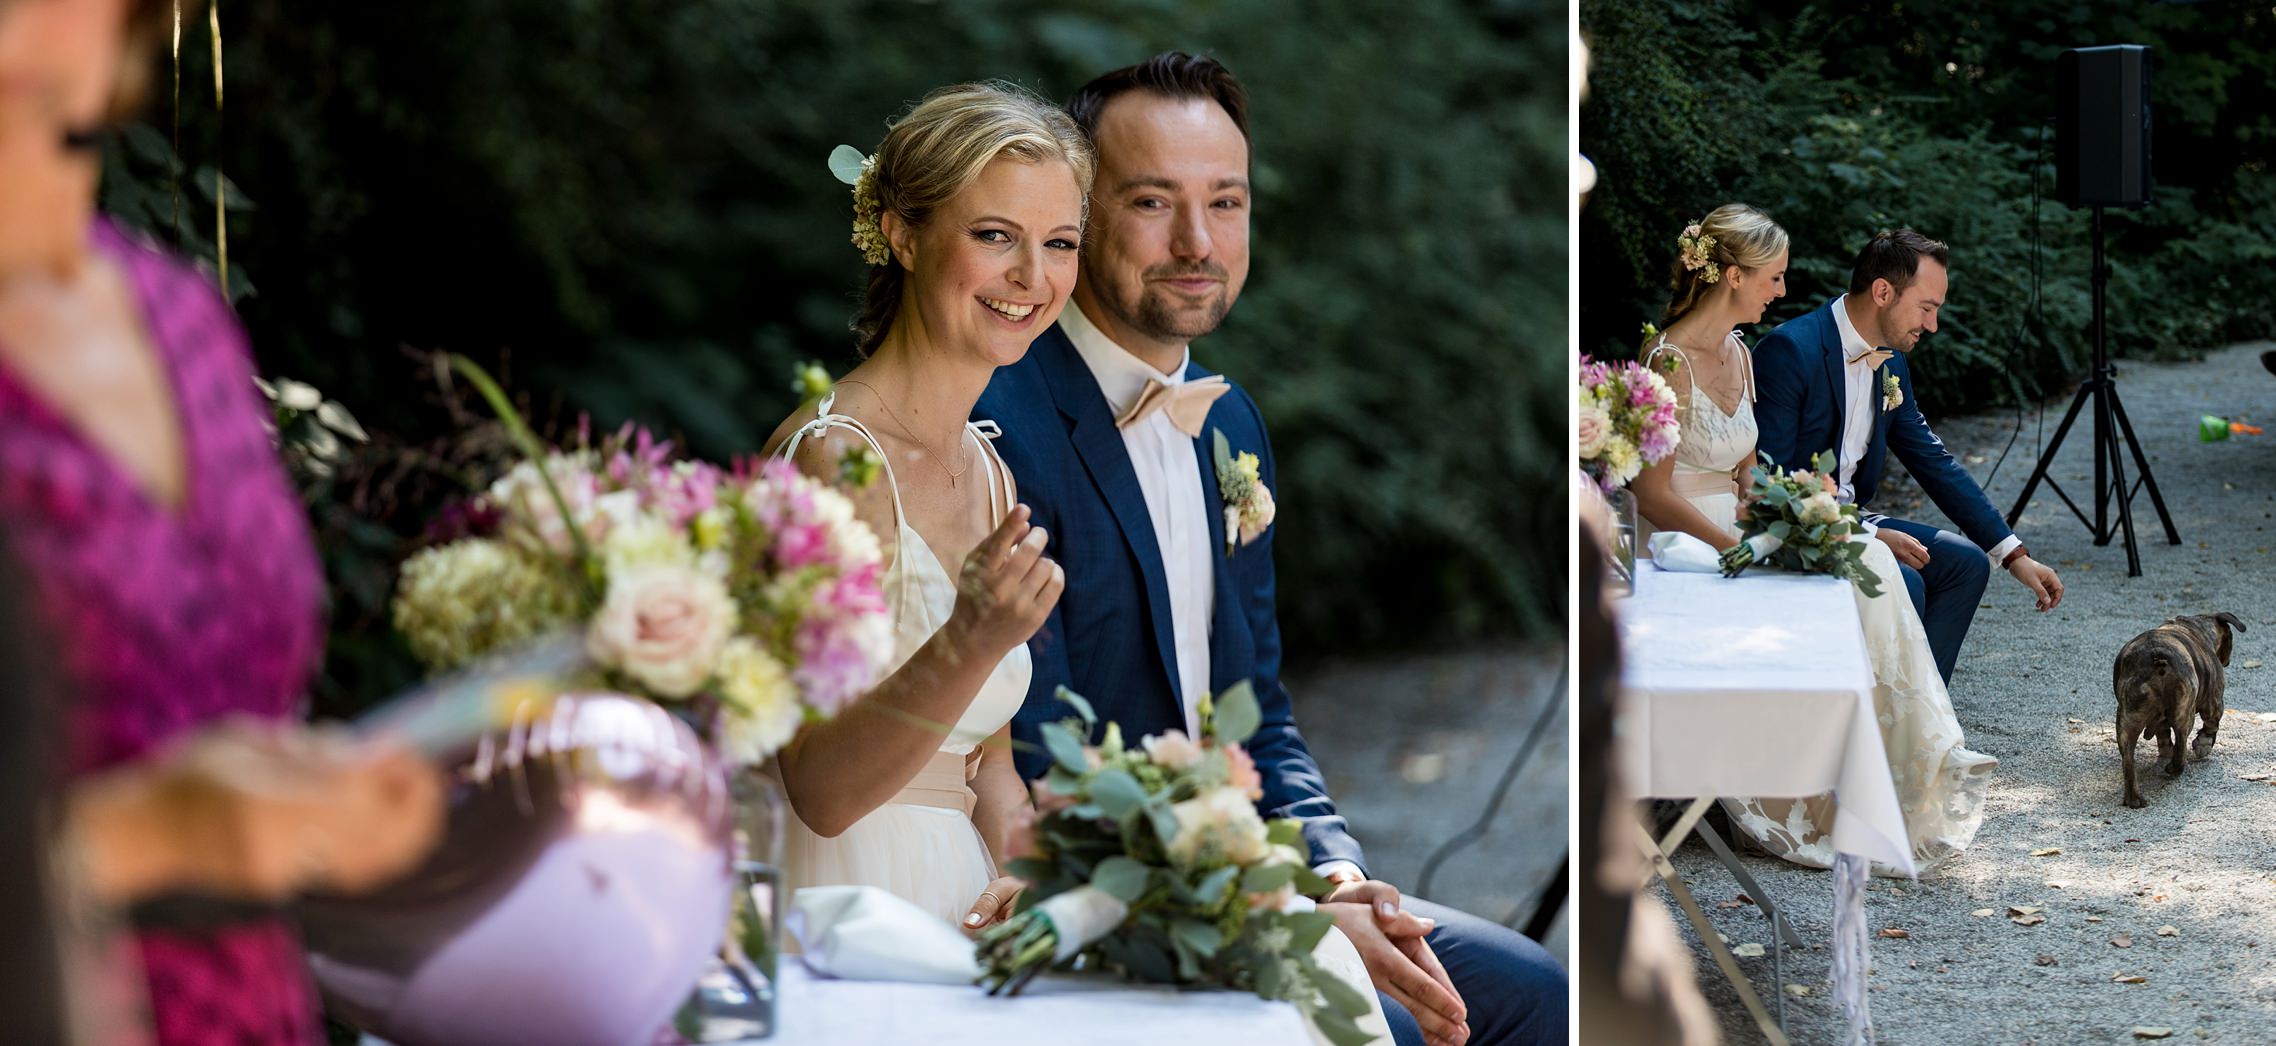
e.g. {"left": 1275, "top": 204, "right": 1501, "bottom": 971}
{"left": 1655, "top": 344, "right": 2276, "bottom": 1043}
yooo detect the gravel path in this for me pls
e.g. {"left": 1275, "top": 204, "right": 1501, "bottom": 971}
{"left": 1659, "top": 341, "right": 2276, "bottom": 1044}
{"left": 1298, "top": 644, "right": 1570, "bottom": 966}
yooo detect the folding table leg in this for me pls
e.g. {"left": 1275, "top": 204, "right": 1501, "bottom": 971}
{"left": 1635, "top": 821, "right": 1790, "bottom": 1046}
{"left": 1694, "top": 819, "right": 1807, "bottom": 950}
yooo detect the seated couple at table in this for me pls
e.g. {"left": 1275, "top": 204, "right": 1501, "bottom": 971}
{"left": 758, "top": 58, "right": 1567, "bottom": 1046}
{"left": 1631, "top": 206, "right": 2068, "bottom": 875}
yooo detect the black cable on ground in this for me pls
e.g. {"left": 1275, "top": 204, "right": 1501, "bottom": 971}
{"left": 1412, "top": 659, "right": 1569, "bottom": 938}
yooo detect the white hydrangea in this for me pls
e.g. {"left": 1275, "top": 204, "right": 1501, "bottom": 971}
{"left": 392, "top": 538, "right": 576, "bottom": 670}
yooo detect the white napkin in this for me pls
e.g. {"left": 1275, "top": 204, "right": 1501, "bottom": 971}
{"left": 1649, "top": 531, "right": 1721, "bottom": 572}
{"left": 787, "top": 885, "right": 982, "bottom": 984}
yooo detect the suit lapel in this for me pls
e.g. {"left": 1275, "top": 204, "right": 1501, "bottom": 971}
{"left": 1036, "top": 329, "right": 1185, "bottom": 702}
{"left": 1818, "top": 307, "right": 1849, "bottom": 467}
{"left": 1187, "top": 361, "right": 1255, "bottom": 697}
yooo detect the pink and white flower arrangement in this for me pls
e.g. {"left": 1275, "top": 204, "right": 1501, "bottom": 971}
{"left": 392, "top": 400, "right": 892, "bottom": 766}
{"left": 1576, "top": 353, "right": 1682, "bottom": 493}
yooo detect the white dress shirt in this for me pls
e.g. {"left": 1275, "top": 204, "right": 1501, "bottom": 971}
{"left": 1062, "top": 302, "right": 1216, "bottom": 740}
{"left": 1063, "top": 306, "right": 1365, "bottom": 886}
{"left": 1830, "top": 295, "right": 2020, "bottom": 566}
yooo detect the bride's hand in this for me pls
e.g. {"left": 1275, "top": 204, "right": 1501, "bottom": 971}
{"left": 950, "top": 505, "right": 1065, "bottom": 657}
{"left": 961, "top": 875, "right": 1027, "bottom": 934}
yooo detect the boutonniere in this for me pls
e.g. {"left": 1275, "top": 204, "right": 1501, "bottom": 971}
{"left": 1211, "top": 429, "right": 1276, "bottom": 556}
{"left": 1881, "top": 370, "right": 1903, "bottom": 413}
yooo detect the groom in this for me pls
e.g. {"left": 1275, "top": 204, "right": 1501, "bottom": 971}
{"left": 977, "top": 52, "right": 1565, "bottom": 1046}
{"left": 1753, "top": 230, "right": 2065, "bottom": 683}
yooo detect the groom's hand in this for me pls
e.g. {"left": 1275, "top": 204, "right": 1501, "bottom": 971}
{"left": 1324, "top": 901, "right": 1469, "bottom": 1046}
{"left": 2008, "top": 555, "right": 2064, "bottom": 611}
{"left": 1873, "top": 528, "right": 1932, "bottom": 569}
{"left": 1322, "top": 878, "right": 1439, "bottom": 938}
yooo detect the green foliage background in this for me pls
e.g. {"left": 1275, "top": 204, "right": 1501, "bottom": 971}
{"left": 1580, "top": 0, "right": 2276, "bottom": 412}
{"left": 112, "top": 0, "right": 1567, "bottom": 715}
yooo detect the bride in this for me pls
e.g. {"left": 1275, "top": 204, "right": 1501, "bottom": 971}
{"left": 762, "top": 83, "right": 1388, "bottom": 1044}
{"left": 1630, "top": 203, "right": 1994, "bottom": 874}
{"left": 763, "top": 83, "right": 1083, "bottom": 929}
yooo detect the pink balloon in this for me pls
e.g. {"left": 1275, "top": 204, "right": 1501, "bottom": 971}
{"left": 306, "top": 693, "right": 736, "bottom": 1046}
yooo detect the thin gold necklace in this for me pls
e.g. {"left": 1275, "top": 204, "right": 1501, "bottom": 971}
{"left": 834, "top": 378, "right": 970, "bottom": 486}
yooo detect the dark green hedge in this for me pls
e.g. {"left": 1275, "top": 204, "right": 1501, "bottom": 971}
{"left": 1581, "top": 0, "right": 2276, "bottom": 411}
{"left": 112, "top": 0, "right": 1567, "bottom": 715}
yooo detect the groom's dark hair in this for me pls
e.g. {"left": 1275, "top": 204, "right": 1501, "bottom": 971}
{"left": 1849, "top": 229, "right": 1950, "bottom": 296}
{"left": 1068, "top": 52, "right": 1250, "bottom": 145}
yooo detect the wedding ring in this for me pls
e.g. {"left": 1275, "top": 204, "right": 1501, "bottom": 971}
{"left": 977, "top": 890, "right": 1001, "bottom": 905}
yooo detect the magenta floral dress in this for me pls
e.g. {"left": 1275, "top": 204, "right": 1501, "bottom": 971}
{"left": 0, "top": 221, "right": 326, "bottom": 1044}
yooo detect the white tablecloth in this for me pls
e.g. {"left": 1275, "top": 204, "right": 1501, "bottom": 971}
{"left": 760, "top": 963, "right": 1315, "bottom": 1045}
{"left": 1616, "top": 562, "right": 1914, "bottom": 877}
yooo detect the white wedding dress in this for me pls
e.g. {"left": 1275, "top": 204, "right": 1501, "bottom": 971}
{"left": 776, "top": 398, "right": 1034, "bottom": 922}
{"left": 1645, "top": 335, "right": 1994, "bottom": 875}
{"left": 778, "top": 396, "right": 1387, "bottom": 1043}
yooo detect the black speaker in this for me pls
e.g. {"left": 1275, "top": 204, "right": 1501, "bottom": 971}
{"left": 2057, "top": 45, "right": 2153, "bottom": 208}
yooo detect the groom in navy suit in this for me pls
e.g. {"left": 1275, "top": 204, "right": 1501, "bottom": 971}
{"left": 977, "top": 53, "right": 1565, "bottom": 1046}
{"left": 1753, "top": 230, "right": 2065, "bottom": 683}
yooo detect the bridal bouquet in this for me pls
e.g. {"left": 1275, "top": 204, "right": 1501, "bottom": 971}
{"left": 1576, "top": 353, "right": 1681, "bottom": 493}
{"left": 976, "top": 685, "right": 1374, "bottom": 1046}
{"left": 1722, "top": 450, "right": 1885, "bottom": 597}
{"left": 390, "top": 358, "right": 894, "bottom": 765}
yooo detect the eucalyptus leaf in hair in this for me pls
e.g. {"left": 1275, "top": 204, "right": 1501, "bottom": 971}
{"left": 828, "top": 144, "right": 867, "bottom": 186}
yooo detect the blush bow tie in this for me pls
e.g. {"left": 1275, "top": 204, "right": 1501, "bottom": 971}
{"left": 1848, "top": 348, "right": 1895, "bottom": 370}
{"left": 1115, "top": 375, "right": 1230, "bottom": 438}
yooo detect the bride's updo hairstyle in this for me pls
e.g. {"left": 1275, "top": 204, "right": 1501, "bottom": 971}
{"left": 1660, "top": 203, "right": 1789, "bottom": 326}
{"left": 850, "top": 82, "right": 1095, "bottom": 356}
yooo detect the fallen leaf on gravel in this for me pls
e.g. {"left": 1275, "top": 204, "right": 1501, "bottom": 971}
{"left": 1973, "top": 908, "right": 1996, "bottom": 917}
{"left": 2132, "top": 1028, "right": 2172, "bottom": 1039}
{"left": 2035, "top": 954, "right": 2059, "bottom": 966}
{"left": 2242, "top": 773, "right": 2270, "bottom": 782}
{"left": 2153, "top": 894, "right": 2168, "bottom": 903}
{"left": 2088, "top": 916, "right": 2105, "bottom": 923}
{"left": 2032, "top": 848, "right": 2063, "bottom": 857}
{"left": 1785, "top": 984, "right": 1810, "bottom": 997}
{"left": 2068, "top": 717, "right": 2084, "bottom": 724}
{"left": 2048, "top": 880, "right": 2071, "bottom": 889}
{"left": 2013, "top": 912, "right": 2047, "bottom": 927}
{"left": 1733, "top": 943, "right": 1766, "bottom": 957}
{"left": 1879, "top": 928, "right": 1909, "bottom": 939}
{"left": 2010, "top": 905, "right": 2043, "bottom": 916}
{"left": 2158, "top": 926, "right": 2178, "bottom": 937}
{"left": 2113, "top": 973, "right": 2148, "bottom": 984}
{"left": 2245, "top": 660, "right": 2265, "bottom": 669}
{"left": 2112, "top": 934, "right": 2134, "bottom": 948}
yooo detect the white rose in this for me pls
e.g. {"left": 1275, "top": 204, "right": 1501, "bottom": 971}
{"left": 1800, "top": 491, "right": 1842, "bottom": 526}
{"left": 1165, "top": 786, "right": 1272, "bottom": 869}
{"left": 1575, "top": 404, "right": 1612, "bottom": 459}
{"left": 1141, "top": 730, "right": 1206, "bottom": 771}
{"left": 490, "top": 454, "right": 600, "bottom": 555}
{"left": 585, "top": 563, "right": 738, "bottom": 699}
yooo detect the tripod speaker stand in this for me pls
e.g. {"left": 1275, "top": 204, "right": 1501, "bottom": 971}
{"left": 2002, "top": 206, "right": 2178, "bottom": 576}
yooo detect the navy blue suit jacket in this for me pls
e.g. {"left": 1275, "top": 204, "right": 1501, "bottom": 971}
{"left": 1752, "top": 299, "right": 2014, "bottom": 553}
{"left": 974, "top": 324, "right": 1366, "bottom": 872}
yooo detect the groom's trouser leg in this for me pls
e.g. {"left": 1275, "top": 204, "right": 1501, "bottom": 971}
{"left": 1371, "top": 896, "right": 1568, "bottom": 1046}
{"left": 1874, "top": 517, "right": 1992, "bottom": 684}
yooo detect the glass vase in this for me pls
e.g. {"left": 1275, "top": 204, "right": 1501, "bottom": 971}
{"left": 673, "top": 768, "right": 788, "bottom": 1042}
{"left": 1605, "top": 487, "right": 1639, "bottom": 592}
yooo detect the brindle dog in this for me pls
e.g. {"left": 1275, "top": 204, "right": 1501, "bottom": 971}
{"left": 2113, "top": 612, "right": 2244, "bottom": 808}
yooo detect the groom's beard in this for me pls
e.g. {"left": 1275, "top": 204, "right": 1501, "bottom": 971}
{"left": 1131, "top": 261, "right": 1234, "bottom": 342}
